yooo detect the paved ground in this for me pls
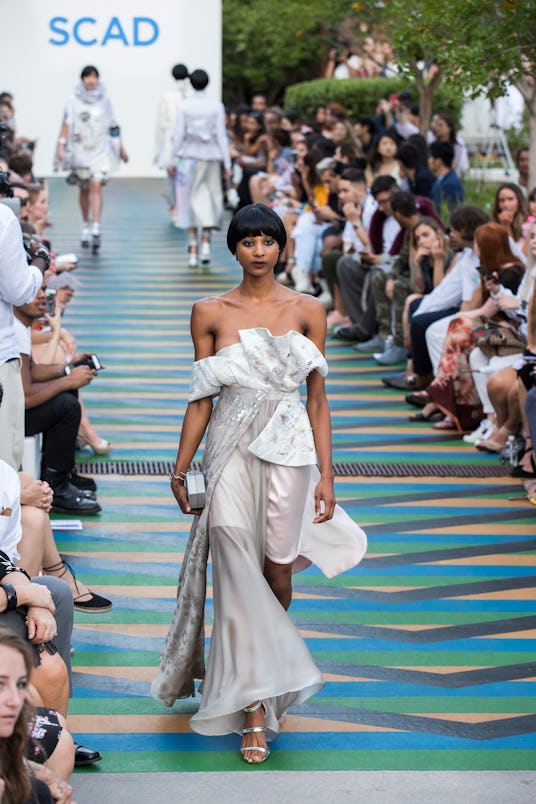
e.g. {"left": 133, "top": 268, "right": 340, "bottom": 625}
{"left": 45, "top": 178, "right": 536, "bottom": 801}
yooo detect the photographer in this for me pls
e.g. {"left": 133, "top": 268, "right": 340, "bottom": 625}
{"left": 13, "top": 281, "right": 102, "bottom": 515}
{"left": 0, "top": 170, "right": 50, "bottom": 470}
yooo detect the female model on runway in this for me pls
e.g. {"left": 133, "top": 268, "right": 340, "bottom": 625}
{"left": 152, "top": 204, "right": 366, "bottom": 763}
{"left": 56, "top": 65, "right": 128, "bottom": 254}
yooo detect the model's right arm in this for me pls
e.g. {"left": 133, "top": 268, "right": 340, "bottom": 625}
{"left": 171, "top": 301, "right": 216, "bottom": 513}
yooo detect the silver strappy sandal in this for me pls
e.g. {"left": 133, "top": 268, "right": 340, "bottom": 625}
{"left": 240, "top": 700, "right": 270, "bottom": 764}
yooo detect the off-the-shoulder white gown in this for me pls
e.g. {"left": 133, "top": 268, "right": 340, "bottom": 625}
{"left": 152, "top": 328, "right": 367, "bottom": 739}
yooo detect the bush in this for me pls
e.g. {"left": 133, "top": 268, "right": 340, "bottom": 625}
{"left": 284, "top": 77, "right": 463, "bottom": 126}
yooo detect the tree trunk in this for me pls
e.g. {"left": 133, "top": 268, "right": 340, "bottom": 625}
{"left": 517, "top": 74, "right": 536, "bottom": 190}
{"left": 419, "top": 86, "right": 434, "bottom": 135}
{"left": 413, "top": 65, "right": 443, "bottom": 135}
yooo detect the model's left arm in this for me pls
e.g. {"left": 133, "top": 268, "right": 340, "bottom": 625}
{"left": 304, "top": 299, "right": 335, "bottom": 523}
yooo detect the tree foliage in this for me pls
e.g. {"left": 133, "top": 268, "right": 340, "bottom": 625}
{"left": 222, "top": 0, "right": 349, "bottom": 105}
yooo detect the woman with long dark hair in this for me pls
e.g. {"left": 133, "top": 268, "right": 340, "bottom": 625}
{"left": 153, "top": 204, "right": 366, "bottom": 764}
{"left": 421, "top": 223, "right": 525, "bottom": 431}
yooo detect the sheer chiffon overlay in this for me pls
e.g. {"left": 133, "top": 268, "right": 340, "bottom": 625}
{"left": 151, "top": 328, "right": 367, "bottom": 738}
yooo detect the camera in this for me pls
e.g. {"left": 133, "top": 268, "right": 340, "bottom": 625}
{"left": 73, "top": 354, "right": 103, "bottom": 371}
{"left": 44, "top": 288, "right": 57, "bottom": 315}
{"left": 0, "top": 169, "right": 13, "bottom": 198}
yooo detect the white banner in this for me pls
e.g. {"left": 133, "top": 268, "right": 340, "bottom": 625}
{"left": 1, "top": 1, "right": 222, "bottom": 176}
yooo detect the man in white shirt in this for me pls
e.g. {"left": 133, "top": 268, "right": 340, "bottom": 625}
{"left": 0, "top": 202, "right": 49, "bottom": 469}
{"left": 14, "top": 283, "right": 102, "bottom": 514}
{"left": 332, "top": 173, "right": 402, "bottom": 343}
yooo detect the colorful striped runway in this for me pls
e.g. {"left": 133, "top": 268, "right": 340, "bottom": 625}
{"left": 46, "top": 178, "right": 536, "bottom": 775}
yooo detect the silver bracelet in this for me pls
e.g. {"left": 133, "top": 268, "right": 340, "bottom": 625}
{"left": 169, "top": 470, "right": 187, "bottom": 483}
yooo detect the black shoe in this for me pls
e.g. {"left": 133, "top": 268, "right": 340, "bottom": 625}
{"left": 332, "top": 325, "right": 370, "bottom": 342}
{"left": 383, "top": 373, "right": 433, "bottom": 391}
{"left": 45, "top": 469, "right": 102, "bottom": 515}
{"left": 74, "top": 591, "right": 113, "bottom": 613}
{"left": 405, "top": 391, "right": 431, "bottom": 409}
{"left": 70, "top": 471, "right": 97, "bottom": 493}
{"left": 51, "top": 484, "right": 102, "bottom": 515}
{"left": 74, "top": 743, "right": 102, "bottom": 766}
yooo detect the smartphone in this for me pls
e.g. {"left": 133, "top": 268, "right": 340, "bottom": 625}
{"left": 44, "top": 288, "right": 56, "bottom": 315}
{"left": 477, "top": 265, "right": 498, "bottom": 281}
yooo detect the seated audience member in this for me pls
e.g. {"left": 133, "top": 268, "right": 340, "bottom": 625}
{"left": 330, "top": 176, "right": 403, "bottom": 340}
{"left": 468, "top": 220, "right": 536, "bottom": 450}
{"left": 8, "top": 151, "right": 34, "bottom": 184}
{"left": 355, "top": 191, "right": 441, "bottom": 365}
{"left": 421, "top": 224, "right": 525, "bottom": 432}
{"left": 428, "top": 141, "right": 464, "bottom": 214}
{"left": 32, "top": 273, "right": 111, "bottom": 456}
{"left": 492, "top": 182, "right": 528, "bottom": 256}
{"left": 428, "top": 113, "right": 470, "bottom": 176}
{"left": 0, "top": 627, "right": 66, "bottom": 804}
{"left": 249, "top": 128, "right": 293, "bottom": 206}
{"left": 0, "top": 433, "right": 102, "bottom": 768}
{"left": 366, "top": 132, "right": 401, "bottom": 185}
{"left": 18, "top": 470, "right": 112, "bottom": 612}
{"left": 397, "top": 142, "right": 435, "bottom": 198}
{"left": 523, "top": 383, "right": 536, "bottom": 502}
{"left": 515, "top": 147, "right": 529, "bottom": 194}
{"left": 14, "top": 283, "right": 102, "bottom": 514}
{"left": 0, "top": 199, "right": 49, "bottom": 472}
{"left": 385, "top": 205, "right": 490, "bottom": 391}
{"left": 354, "top": 117, "right": 378, "bottom": 157}
{"left": 230, "top": 111, "right": 269, "bottom": 208}
{"left": 284, "top": 150, "right": 342, "bottom": 293}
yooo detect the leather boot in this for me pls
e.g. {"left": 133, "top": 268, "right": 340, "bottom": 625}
{"left": 44, "top": 469, "right": 102, "bottom": 515}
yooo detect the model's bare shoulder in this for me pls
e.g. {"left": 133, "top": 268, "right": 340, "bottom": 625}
{"left": 296, "top": 293, "right": 326, "bottom": 321}
{"left": 297, "top": 294, "right": 327, "bottom": 350}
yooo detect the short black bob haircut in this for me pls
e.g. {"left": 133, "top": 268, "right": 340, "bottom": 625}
{"left": 190, "top": 69, "right": 209, "bottom": 91}
{"left": 81, "top": 65, "right": 99, "bottom": 80}
{"left": 227, "top": 204, "right": 287, "bottom": 255}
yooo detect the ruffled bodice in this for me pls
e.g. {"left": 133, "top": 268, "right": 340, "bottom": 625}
{"left": 189, "top": 328, "right": 328, "bottom": 467}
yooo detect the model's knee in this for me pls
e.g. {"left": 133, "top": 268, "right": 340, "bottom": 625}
{"left": 264, "top": 562, "right": 292, "bottom": 599}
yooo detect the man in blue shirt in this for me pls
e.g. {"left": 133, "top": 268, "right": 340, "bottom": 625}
{"left": 429, "top": 141, "right": 464, "bottom": 213}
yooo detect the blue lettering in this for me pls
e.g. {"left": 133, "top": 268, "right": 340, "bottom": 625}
{"left": 133, "top": 17, "right": 159, "bottom": 46}
{"left": 73, "top": 18, "right": 97, "bottom": 47}
{"left": 48, "top": 16, "right": 160, "bottom": 47}
{"left": 49, "top": 17, "right": 69, "bottom": 46}
{"left": 102, "top": 17, "right": 129, "bottom": 46}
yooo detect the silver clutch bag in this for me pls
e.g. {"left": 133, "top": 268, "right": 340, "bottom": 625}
{"left": 185, "top": 470, "right": 206, "bottom": 509}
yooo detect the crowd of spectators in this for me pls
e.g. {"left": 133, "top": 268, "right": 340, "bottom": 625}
{"left": 223, "top": 89, "right": 536, "bottom": 506}
{"left": 1, "top": 89, "right": 109, "bottom": 799}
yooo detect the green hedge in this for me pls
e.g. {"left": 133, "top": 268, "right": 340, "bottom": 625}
{"left": 284, "top": 78, "right": 463, "bottom": 126}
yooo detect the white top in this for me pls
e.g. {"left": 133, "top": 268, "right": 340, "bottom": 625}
{"left": 415, "top": 247, "right": 479, "bottom": 316}
{"left": 154, "top": 81, "right": 191, "bottom": 167}
{"left": 0, "top": 205, "right": 42, "bottom": 365}
{"left": 13, "top": 315, "right": 31, "bottom": 356}
{"left": 189, "top": 328, "right": 328, "bottom": 467}
{"left": 342, "top": 220, "right": 366, "bottom": 252}
{"left": 173, "top": 91, "right": 231, "bottom": 170}
{"left": 0, "top": 460, "right": 22, "bottom": 562}
{"left": 64, "top": 88, "right": 116, "bottom": 169}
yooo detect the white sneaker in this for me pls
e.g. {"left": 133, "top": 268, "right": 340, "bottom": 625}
{"left": 373, "top": 335, "right": 392, "bottom": 360}
{"left": 80, "top": 225, "right": 90, "bottom": 247}
{"left": 463, "top": 419, "right": 494, "bottom": 444}
{"left": 91, "top": 222, "right": 100, "bottom": 236}
{"left": 291, "top": 266, "right": 314, "bottom": 294}
{"left": 201, "top": 241, "right": 211, "bottom": 264}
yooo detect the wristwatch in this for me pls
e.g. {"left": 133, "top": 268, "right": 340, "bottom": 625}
{"left": 2, "top": 583, "right": 18, "bottom": 611}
